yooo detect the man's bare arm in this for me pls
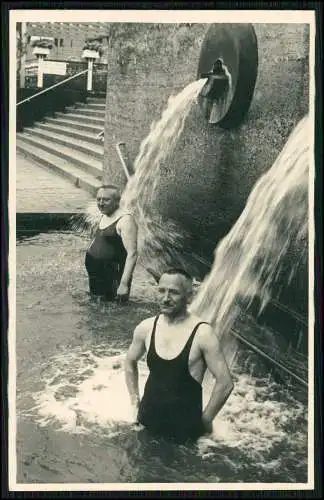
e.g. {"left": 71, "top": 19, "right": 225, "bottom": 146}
{"left": 117, "top": 215, "right": 138, "bottom": 296}
{"left": 199, "top": 325, "right": 234, "bottom": 430}
{"left": 124, "top": 319, "right": 150, "bottom": 406}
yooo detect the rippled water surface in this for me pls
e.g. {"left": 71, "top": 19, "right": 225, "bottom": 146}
{"left": 15, "top": 232, "right": 308, "bottom": 485}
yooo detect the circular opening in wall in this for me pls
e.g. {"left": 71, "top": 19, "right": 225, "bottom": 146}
{"left": 197, "top": 24, "right": 258, "bottom": 129}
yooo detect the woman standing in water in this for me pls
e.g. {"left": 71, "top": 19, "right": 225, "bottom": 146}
{"left": 85, "top": 184, "right": 138, "bottom": 302}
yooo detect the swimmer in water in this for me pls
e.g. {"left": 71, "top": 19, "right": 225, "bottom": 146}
{"left": 85, "top": 184, "right": 138, "bottom": 302}
{"left": 124, "top": 268, "right": 234, "bottom": 443}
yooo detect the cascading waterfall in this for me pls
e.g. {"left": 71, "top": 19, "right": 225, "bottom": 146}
{"left": 120, "top": 78, "right": 207, "bottom": 213}
{"left": 190, "top": 114, "right": 309, "bottom": 353}
{"left": 120, "top": 90, "right": 309, "bottom": 375}
{"left": 17, "top": 111, "right": 309, "bottom": 483}
{"left": 119, "top": 78, "right": 208, "bottom": 276}
{"left": 71, "top": 79, "right": 208, "bottom": 275}
{"left": 71, "top": 81, "right": 309, "bottom": 379}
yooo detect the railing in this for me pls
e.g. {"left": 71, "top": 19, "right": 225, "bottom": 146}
{"left": 25, "top": 75, "right": 38, "bottom": 88}
{"left": 92, "top": 63, "right": 108, "bottom": 94}
{"left": 231, "top": 309, "right": 308, "bottom": 392}
{"left": 23, "top": 60, "right": 108, "bottom": 94}
{"left": 65, "top": 61, "right": 108, "bottom": 93}
{"left": 25, "top": 63, "right": 38, "bottom": 75}
{"left": 115, "top": 142, "right": 134, "bottom": 178}
{"left": 231, "top": 322, "right": 308, "bottom": 390}
{"left": 96, "top": 130, "right": 104, "bottom": 142}
{"left": 17, "top": 69, "right": 88, "bottom": 106}
{"left": 17, "top": 69, "right": 89, "bottom": 132}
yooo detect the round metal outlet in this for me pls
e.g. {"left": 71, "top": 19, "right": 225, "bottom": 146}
{"left": 197, "top": 23, "right": 258, "bottom": 129}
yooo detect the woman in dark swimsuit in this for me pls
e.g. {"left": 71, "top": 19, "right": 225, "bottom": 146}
{"left": 85, "top": 185, "right": 138, "bottom": 301}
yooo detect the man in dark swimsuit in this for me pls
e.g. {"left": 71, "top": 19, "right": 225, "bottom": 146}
{"left": 124, "top": 268, "right": 234, "bottom": 443}
{"left": 85, "top": 184, "right": 138, "bottom": 301}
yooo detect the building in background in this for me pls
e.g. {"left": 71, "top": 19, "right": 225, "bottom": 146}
{"left": 25, "top": 22, "right": 110, "bottom": 63}
{"left": 19, "top": 22, "right": 110, "bottom": 91}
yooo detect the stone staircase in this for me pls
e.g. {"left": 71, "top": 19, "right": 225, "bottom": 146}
{"left": 16, "top": 97, "right": 106, "bottom": 197}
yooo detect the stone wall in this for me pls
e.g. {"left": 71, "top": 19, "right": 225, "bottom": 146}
{"left": 103, "top": 23, "right": 207, "bottom": 186}
{"left": 103, "top": 23, "right": 309, "bottom": 279}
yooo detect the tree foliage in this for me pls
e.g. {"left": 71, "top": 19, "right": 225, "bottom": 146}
{"left": 83, "top": 38, "right": 104, "bottom": 56}
{"left": 16, "top": 22, "right": 29, "bottom": 85}
{"left": 31, "top": 38, "right": 53, "bottom": 49}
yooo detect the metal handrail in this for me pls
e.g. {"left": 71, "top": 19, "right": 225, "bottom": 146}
{"left": 270, "top": 298, "right": 308, "bottom": 326}
{"left": 230, "top": 325, "right": 308, "bottom": 388}
{"left": 96, "top": 129, "right": 104, "bottom": 140}
{"left": 17, "top": 68, "right": 89, "bottom": 106}
{"left": 115, "top": 142, "right": 131, "bottom": 180}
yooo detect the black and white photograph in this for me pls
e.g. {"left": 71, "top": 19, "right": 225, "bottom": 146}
{"left": 7, "top": 8, "right": 317, "bottom": 492}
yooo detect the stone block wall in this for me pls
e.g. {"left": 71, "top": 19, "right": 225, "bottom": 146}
{"left": 103, "top": 23, "right": 309, "bottom": 262}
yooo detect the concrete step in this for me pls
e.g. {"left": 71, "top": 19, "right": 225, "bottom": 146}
{"left": 36, "top": 122, "right": 102, "bottom": 145}
{"left": 63, "top": 101, "right": 90, "bottom": 110}
{"left": 65, "top": 107, "right": 106, "bottom": 118}
{"left": 81, "top": 102, "right": 106, "bottom": 111}
{"left": 44, "top": 117, "right": 103, "bottom": 135}
{"left": 17, "top": 140, "right": 102, "bottom": 197}
{"left": 17, "top": 132, "right": 103, "bottom": 178}
{"left": 86, "top": 97, "right": 106, "bottom": 104}
{"left": 55, "top": 111, "right": 105, "bottom": 126}
{"left": 24, "top": 126, "right": 104, "bottom": 161}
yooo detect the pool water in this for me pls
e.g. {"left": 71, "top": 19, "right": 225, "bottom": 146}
{"left": 15, "top": 232, "right": 308, "bottom": 485}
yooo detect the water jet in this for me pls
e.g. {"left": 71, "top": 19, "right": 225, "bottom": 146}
{"left": 106, "top": 23, "right": 309, "bottom": 389}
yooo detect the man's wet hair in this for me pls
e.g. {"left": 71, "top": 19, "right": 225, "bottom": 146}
{"left": 161, "top": 268, "right": 193, "bottom": 282}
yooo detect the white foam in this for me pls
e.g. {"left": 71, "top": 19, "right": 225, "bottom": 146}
{"left": 29, "top": 348, "right": 306, "bottom": 466}
{"left": 32, "top": 352, "right": 147, "bottom": 435}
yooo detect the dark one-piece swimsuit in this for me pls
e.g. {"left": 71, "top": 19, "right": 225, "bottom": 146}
{"left": 137, "top": 315, "right": 209, "bottom": 443}
{"left": 85, "top": 216, "right": 127, "bottom": 300}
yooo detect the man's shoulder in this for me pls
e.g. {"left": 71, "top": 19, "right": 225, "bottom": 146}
{"left": 118, "top": 212, "right": 137, "bottom": 225}
{"left": 191, "top": 314, "right": 212, "bottom": 332}
{"left": 134, "top": 316, "right": 157, "bottom": 338}
{"left": 116, "top": 213, "right": 137, "bottom": 233}
{"left": 192, "top": 317, "right": 219, "bottom": 348}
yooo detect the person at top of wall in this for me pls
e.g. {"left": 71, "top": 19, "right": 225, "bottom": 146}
{"left": 200, "top": 58, "right": 229, "bottom": 100}
{"left": 199, "top": 59, "right": 230, "bottom": 123}
{"left": 85, "top": 184, "right": 138, "bottom": 302}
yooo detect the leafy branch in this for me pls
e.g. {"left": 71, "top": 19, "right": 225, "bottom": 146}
{"left": 16, "top": 23, "right": 29, "bottom": 78}
{"left": 31, "top": 38, "right": 53, "bottom": 49}
{"left": 83, "top": 38, "right": 104, "bottom": 56}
